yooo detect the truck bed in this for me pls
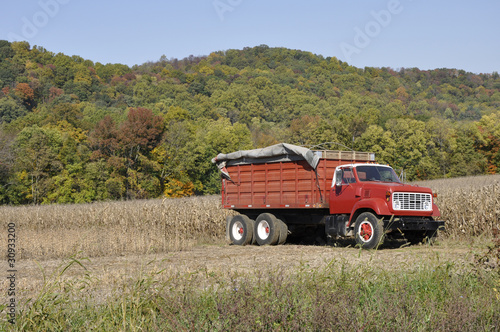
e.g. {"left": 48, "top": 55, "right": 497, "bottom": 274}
{"left": 221, "top": 150, "right": 374, "bottom": 210}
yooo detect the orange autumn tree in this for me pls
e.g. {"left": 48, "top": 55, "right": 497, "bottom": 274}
{"left": 88, "top": 108, "right": 165, "bottom": 199}
{"left": 14, "top": 83, "right": 35, "bottom": 110}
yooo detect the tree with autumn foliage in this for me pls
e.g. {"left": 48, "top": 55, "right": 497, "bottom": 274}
{"left": 118, "top": 107, "right": 164, "bottom": 198}
{"left": 476, "top": 111, "right": 500, "bottom": 174}
{"left": 89, "top": 115, "right": 119, "bottom": 159}
{"left": 1, "top": 41, "right": 500, "bottom": 205}
{"left": 118, "top": 107, "right": 164, "bottom": 162}
{"left": 14, "top": 83, "right": 35, "bottom": 110}
{"left": 88, "top": 107, "right": 164, "bottom": 199}
{"left": 12, "top": 125, "right": 63, "bottom": 204}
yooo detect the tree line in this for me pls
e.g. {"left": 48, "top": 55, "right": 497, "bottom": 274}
{"left": 0, "top": 40, "right": 499, "bottom": 204}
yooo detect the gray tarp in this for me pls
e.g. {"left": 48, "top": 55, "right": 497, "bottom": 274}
{"left": 211, "top": 143, "right": 320, "bottom": 170}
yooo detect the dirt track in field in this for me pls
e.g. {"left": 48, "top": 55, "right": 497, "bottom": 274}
{"left": 9, "top": 243, "right": 476, "bottom": 303}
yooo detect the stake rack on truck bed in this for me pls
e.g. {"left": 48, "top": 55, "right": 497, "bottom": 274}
{"left": 212, "top": 143, "right": 445, "bottom": 249}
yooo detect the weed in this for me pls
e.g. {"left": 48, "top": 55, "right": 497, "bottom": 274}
{"left": 2, "top": 256, "right": 498, "bottom": 331}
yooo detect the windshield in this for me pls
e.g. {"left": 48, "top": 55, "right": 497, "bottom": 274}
{"left": 355, "top": 165, "right": 402, "bottom": 183}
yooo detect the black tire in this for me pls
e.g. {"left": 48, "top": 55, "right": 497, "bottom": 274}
{"left": 255, "top": 213, "right": 280, "bottom": 245}
{"left": 354, "top": 212, "right": 384, "bottom": 249}
{"left": 228, "top": 215, "right": 254, "bottom": 246}
{"left": 276, "top": 217, "right": 288, "bottom": 245}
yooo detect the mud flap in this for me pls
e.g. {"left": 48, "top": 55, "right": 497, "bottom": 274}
{"left": 226, "top": 215, "right": 232, "bottom": 242}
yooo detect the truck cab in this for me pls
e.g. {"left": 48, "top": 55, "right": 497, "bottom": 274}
{"left": 327, "top": 164, "right": 444, "bottom": 248}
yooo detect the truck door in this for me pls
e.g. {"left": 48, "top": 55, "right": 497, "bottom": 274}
{"left": 330, "top": 166, "right": 357, "bottom": 214}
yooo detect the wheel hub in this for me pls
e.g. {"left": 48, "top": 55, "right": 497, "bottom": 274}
{"left": 257, "top": 220, "right": 270, "bottom": 240}
{"left": 359, "top": 221, "right": 373, "bottom": 242}
{"left": 232, "top": 221, "right": 244, "bottom": 241}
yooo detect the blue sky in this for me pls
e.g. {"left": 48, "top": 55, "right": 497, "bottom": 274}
{"left": 1, "top": 0, "right": 498, "bottom": 74}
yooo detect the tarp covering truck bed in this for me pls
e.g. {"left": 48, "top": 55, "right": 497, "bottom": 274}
{"left": 212, "top": 143, "right": 375, "bottom": 210}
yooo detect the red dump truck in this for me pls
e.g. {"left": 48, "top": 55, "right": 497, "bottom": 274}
{"left": 212, "top": 143, "right": 445, "bottom": 249}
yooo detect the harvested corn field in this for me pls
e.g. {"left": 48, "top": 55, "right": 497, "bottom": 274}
{"left": 414, "top": 174, "right": 500, "bottom": 238}
{"left": 0, "top": 175, "right": 499, "bottom": 261}
{"left": 1, "top": 175, "right": 500, "bottom": 330}
{"left": 1, "top": 196, "right": 231, "bottom": 260}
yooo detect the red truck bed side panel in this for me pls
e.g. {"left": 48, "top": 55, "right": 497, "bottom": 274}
{"left": 222, "top": 159, "right": 342, "bottom": 209}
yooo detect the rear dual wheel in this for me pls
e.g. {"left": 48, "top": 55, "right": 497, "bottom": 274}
{"left": 255, "top": 213, "right": 288, "bottom": 246}
{"left": 229, "top": 215, "right": 254, "bottom": 245}
{"left": 277, "top": 217, "right": 288, "bottom": 245}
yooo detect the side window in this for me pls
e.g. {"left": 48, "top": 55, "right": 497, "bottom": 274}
{"left": 342, "top": 168, "right": 355, "bottom": 184}
{"left": 333, "top": 167, "right": 356, "bottom": 187}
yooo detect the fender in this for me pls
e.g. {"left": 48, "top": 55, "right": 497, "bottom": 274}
{"left": 432, "top": 203, "right": 441, "bottom": 217}
{"left": 348, "top": 197, "right": 391, "bottom": 226}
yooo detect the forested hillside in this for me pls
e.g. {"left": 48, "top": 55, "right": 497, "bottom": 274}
{"left": 0, "top": 40, "right": 499, "bottom": 204}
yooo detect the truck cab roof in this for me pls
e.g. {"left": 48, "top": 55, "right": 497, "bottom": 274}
{"left": 333, "top": 164, "right": 402, "bottom": 186}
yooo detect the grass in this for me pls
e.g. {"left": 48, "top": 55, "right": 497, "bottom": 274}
{"left": 1, "top": 174, "right": 500, "bottom": 329}
{"left": 1, "top": 253, "right": 499, "bottom": 331}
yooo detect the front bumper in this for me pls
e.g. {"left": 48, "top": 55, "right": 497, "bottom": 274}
{"left": 384, "top": 216, "right": 445, "bottom": 232}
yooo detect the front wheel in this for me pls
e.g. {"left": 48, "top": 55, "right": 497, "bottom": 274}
{"left": 229, "top": 215, "right": 254, "bottom": 245}
{"left": 354, "top": 212, "right": 384, "bottom": 249}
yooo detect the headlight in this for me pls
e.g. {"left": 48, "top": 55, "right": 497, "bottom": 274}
{"left": 423, "top": 201, "right": 432, "bottom": 211}
{"left": 393, "top": 200, "right": 401, "bottom": 210}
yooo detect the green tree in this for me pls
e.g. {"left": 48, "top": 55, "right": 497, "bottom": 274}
{"left": 13, "top": 125, "right": 63, "bottom": 204}
{"left": 355, "top": 125, "right": 397, "bottom": 166}
{"left": 193, "top": 118, "right": 253, "bottom": 194}
{"left": 0, "top": 40, "right": 14, "bottom": 61}
{"left": 0, "top": 128, "right": 15, "bottom": 203}
{"left": 155, "top": 107, "right": 198, "bottom": 197}
{"left": 385, "top": 119, "right": 431, "bottom": 180}
{"left": 476, "top": 112, "right": 500, "bottom": 173}
{"left": 287, "top": 115, "right": 347, "bottom": 147}
{"left": 2, "top": 42, "right": 500, "bottom": 204}
{"left": 448, "top": 123, "right": 486, "bottom": 176}
{"left": 0, "top": 98, "right": 27, "bottom": 123}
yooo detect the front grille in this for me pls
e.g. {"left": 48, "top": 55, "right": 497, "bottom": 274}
{"left": 392, "top": 192, "right": 432, "bottom": 211}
